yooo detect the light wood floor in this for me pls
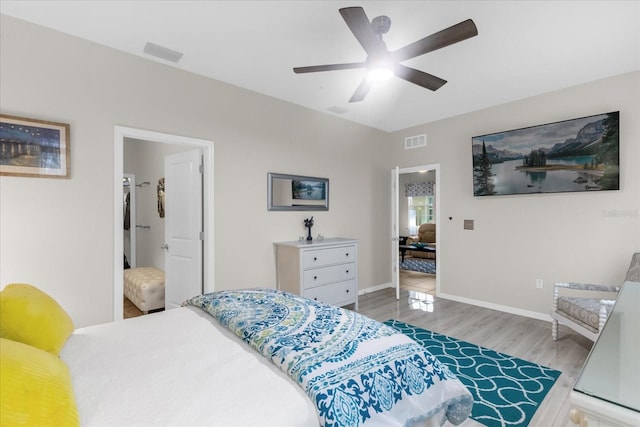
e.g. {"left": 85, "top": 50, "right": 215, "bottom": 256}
{"left": 123, "top": 297, "right": 164, "bottom": 319}
{"left": 123, "top": 297, "right": 143, "bottom": 319}
{"left": 358, "top": 269, "right": 591, "bottom": 427}
{"left": 123, "top": 271, "right": 590, "bottom": 426}
{"left": 399, "top": 268, "right": 436, "bottom": 294}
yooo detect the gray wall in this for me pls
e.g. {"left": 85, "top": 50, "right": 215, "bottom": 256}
{"left": 0, "top": 15, "right": 391, "bottom": 327}
{"left": 1, "top": 15, "right": 638, "bottom": 327}
{"left": 390, "top": 72, "right": 640, "bottom": 318}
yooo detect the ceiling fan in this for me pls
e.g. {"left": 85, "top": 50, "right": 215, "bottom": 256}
{"left": 293, "top": 6, "right": 478, "bottom": 102}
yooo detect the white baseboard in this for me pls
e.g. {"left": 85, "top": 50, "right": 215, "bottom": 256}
{"left": 358, "top": 284, "right": 552, "bottom": 322}
{"left": 359, "top": 282, "right": 393, "bottom": 295}
{"left": 437, "top": 292, "right": 552, "bottom": 322}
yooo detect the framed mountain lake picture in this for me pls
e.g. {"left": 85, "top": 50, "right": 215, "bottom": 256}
{"left": 472, "top": 111, "right": 619, "bottom": 196}
{"left": 0, "top": 115, "right": 70, "bottom": 178}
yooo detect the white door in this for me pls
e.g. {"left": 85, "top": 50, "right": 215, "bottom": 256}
{"left": 391, "top": 167, "right": 400, "bottom": 299}
{"left": 163, "top": 149, "right": 203, "bottom": 309}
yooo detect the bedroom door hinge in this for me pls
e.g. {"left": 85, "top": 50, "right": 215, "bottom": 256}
{"left": 199, "top": 163, "right": 204, "bottom": 174}
{"left": 199, "top": 231, "right": 204, "bottom": 241}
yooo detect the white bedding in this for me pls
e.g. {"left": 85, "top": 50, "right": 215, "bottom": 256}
{"left": 60, "top": 306, "right": 319, "bottom": 427}
{"left": 187, "top": 289, "right": 472, "bottom": 427}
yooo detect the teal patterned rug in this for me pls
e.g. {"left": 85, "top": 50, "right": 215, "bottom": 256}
{"left": 400, "top": 257, "right": 436, "bottom": 274}
{"left": 384, "top": 320, "right": 561, "bottom": 427}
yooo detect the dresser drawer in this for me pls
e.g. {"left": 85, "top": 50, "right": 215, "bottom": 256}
{"left": 302, "top": 245, "right": 355, "bottom": 268}
{"left": 303, "top": 263, "right": 355, "bottom": 289}
{"left": 303, "top": 280, "right": 356, "bottom": 307}
{"left": 274, "top": 238, "right": 358, "bottom": 309}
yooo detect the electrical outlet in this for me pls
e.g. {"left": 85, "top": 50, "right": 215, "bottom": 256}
{"left": 536, "top": 279, "right": 543, "bottom": 289}
{"left": 463, "top": 219, "right": 474, "bottom": 230}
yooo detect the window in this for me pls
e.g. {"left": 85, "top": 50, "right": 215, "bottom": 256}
{"left": 408, "top": 196, "right": 434, "bottom": 235}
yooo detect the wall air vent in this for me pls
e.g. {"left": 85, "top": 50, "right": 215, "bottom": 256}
{"left": 404, "top": 134, "right": 427, "bottom": 149}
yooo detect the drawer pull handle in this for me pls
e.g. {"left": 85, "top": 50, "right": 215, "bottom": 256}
{"left": 314, "top": 276, "right": 318, "bottom": 280}
{"left": 345, "top": 253, "right": 349, "bottom": 257}
{"left": 346, "top": 289, "right": 350, "bottom": 293}
{"left": 346, "top": 270, "right": 349, "bottom": 274}
{"left": 314, "top": 297, "right": 318, "bottom": 300}
{"left": 314, "top": 257, "right": 317, "bottom": 261}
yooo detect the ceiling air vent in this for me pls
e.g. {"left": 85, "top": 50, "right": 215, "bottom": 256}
{"left": 143, "top": 42, "right": 183, "bottom": 63}
{"left": 327, "top": 105, "right": 348, "bottom": 115}
{"left": 404, "top": 134, "right": 426, "bottom": 150}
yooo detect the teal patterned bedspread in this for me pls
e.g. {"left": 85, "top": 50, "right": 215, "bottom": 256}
{"left": 185, "top": 289, "right": 472, "bottom": 427}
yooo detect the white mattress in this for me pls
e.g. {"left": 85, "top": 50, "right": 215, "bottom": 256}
{"left": 60, "top": 306, "right": 319, "bottom": 426}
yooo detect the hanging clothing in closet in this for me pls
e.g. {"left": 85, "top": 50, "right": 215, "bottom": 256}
{"left": 124, "top": 192, "right": 131, "bottom": 230}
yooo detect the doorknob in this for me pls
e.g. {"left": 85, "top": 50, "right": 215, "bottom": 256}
{"left": 161, "top": 244, "right": 169, "bottom": 250}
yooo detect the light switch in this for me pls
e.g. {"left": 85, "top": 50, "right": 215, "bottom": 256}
{"left": 464, "top": 220, "right": 474, "bottom": 230}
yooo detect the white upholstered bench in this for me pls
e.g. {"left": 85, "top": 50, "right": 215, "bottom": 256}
{"left": 124, "top": 267, "right": 165, "bottom": 314}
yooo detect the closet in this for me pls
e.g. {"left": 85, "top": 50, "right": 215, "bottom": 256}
{"left": 123, "top": 174, "right": 136, "bottom": 269}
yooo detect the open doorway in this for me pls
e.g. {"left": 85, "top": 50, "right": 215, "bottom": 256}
{"left": 398, "top": 170, "right": 437, "bottom": 293}
{"left": 392, "top": 164, "right": 440, "bottom": 298}
{"left": 113, "top": 126, "right": 215, "bottom": 322}
{"left": 121, "top": 141, "right": 203, "bottom": 319}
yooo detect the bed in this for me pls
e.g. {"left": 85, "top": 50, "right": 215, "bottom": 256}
{"left": 1, "top": 285, "right": 473, "bottom": 427}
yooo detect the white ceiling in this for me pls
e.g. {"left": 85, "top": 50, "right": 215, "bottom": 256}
{"left": 1, "top": 1, "right": 639, "bottom": 132}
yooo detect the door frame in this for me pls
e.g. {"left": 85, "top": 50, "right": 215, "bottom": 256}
{"left": 391, "top": 167, "right": 399, "bottom": 298}
{"left": 123, "top": 173, "right": 137, "bottom": 269}
{"left": 393, "top": 163, "right": 441, "bottom": 297}
{"left": 113, "top": 126, "right": 214, "bottom": 321}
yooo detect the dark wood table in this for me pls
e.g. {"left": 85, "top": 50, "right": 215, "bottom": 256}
{"left": 399, "top": 244, "right": 436, "bottom": 264}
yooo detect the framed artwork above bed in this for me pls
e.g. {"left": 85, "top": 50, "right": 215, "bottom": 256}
{"left": 0, "top": 114, "right": 70, "bottom": 178}
{"left": 472, "top": 111, "right": 619, "bottom": 196}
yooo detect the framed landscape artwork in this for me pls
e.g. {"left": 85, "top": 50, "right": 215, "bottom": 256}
{"left": 472, "top": 111, "right": 619, "bottom": 196}
{"left": 267, "top": 173, "right": 329, "bottom": 211}
{"left": 292, "top": 179, "right": 327, "bottom": 201}
{"left": 0, "top": 115, "right": 70, "bottom": 178}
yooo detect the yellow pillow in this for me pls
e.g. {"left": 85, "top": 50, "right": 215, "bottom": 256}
{"left": 0, "top": 284, "right": 74, "bottom": 355}
{"left": 0, "top": 338, "right": 79, "bottom": 426}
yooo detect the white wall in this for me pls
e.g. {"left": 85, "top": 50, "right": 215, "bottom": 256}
{"left": 1, "top": 15, "right": 638, "bottom": 327}
{"left": 0, "top": 15, "right": 391, "bottom": 327}
{"left": 390, "top": 72, "right": 640, "bottom": 318}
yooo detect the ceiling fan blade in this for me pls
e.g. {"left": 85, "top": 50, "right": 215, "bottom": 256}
{"left": 395, "top": 64, "right": 447, "bottom": 91}
{"left": 392, "top": 19, "right": 478, "bottom": 62}
{"left": 349, "top": 78, "right": 371, "bottom": 103}
{"left": 339, "top": 7, "right": 383, "bottom": 56}
{"left": 293, "top": 62, "right": 366, "bottom": 74}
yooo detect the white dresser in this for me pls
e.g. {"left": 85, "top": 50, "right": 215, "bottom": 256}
{"left": 274, "top": 238, "right": 358, "bottom": 309}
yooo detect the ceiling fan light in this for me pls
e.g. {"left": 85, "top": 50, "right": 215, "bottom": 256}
{"left": 367, "top": 67, "right": 394, "bottom": 82}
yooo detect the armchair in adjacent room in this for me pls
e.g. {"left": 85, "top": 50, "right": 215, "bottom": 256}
{"left": 405, "top": 223, "right": 436, "bottom": 260}
{"left": 551, "top": 252, "right": 640, "bottom": 341}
